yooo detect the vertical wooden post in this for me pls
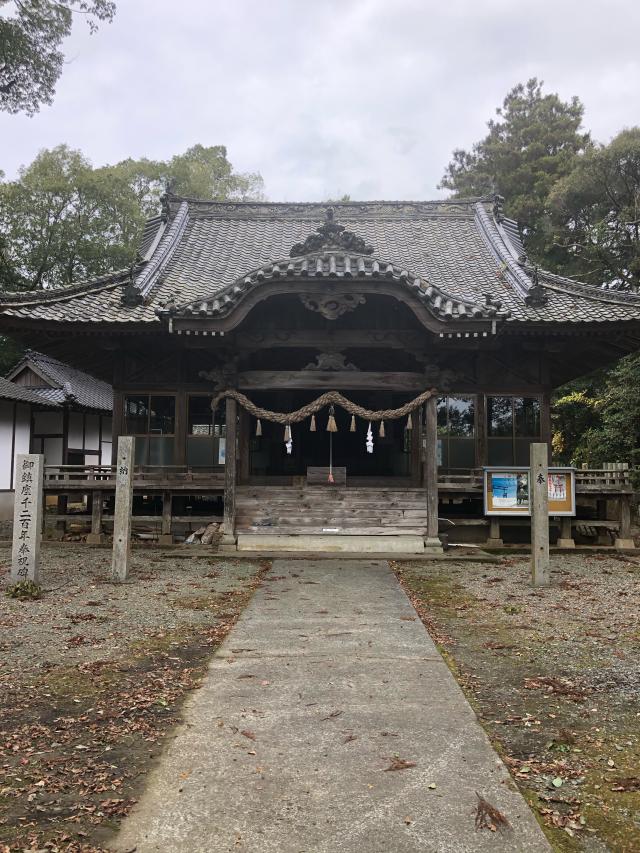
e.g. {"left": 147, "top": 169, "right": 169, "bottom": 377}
{"left": 159, "top": 490, "right": 173, "bottom": 545}
{"left": 111, "top": 437, "right": 134, "bottom": 582}
{"left": 530, "top": 442, "right": 550, "bottom": 586}
{"left": 55, "top": 494, "right": 68, "bottom": 540}
{"left": 87, "top": 490, "right": 105, "bottom": 544}
{"left": 221, "top": 397, "right": 237, "bottom": 547}
{"left": 615, "top": 494, "right": 635, "bottom": 550}
{"left": 238, "top": 408, "right": 251, "bottom": 485}
{"left": 410, "top": 409, "right": 421, "bottom": 486}
{"left": 424, "top": 396, "right": 442, "bottom": 553}
{"left": 11, "top": 454, "right": 44, "bottom": 584}
{"left": 475, "top": 394, "right": 487, "bottom": 467}
{"left": 540, "top": 390, "right": 551, "bottom": 446}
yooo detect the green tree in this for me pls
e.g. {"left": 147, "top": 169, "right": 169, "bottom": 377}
{"left": 548, "top": 128, "right": 640, "bottom": 290}
{"left": 552, "top": 355, "right": 640, "bottom": 468}
{"left": 0, "top": 144, "right": 264, "bottom": 290}
{"left": 0, "top": 0, "right": 115, "bottom": 115}
{"left": 440, "top": 78, "right": 590, "bottom": 258}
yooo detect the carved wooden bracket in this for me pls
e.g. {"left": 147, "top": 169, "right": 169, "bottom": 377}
{"left": 302, "top": 352, "right": 360, "bottom": 371}
{"left": 299, "top": 292, "right": 366, "bottom": 320}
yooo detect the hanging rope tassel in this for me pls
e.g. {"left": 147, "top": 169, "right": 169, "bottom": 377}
{"left": 405, "top": 414, "right": 412, "bottom": 430}
{"left": 284, "top": 423, "right": 291, "bottom": 442}
{"left": 350, "top": 414, "right": 356, "bottom": 432}
{"left": 326, "top": 405, "right": 338, "bottom": 432}
{"left": 310, "top": 414, "right": 316, "bottom": 432}
{"left": 256, "top": 418, "right": 262, "bottom": 437}
{"left": 379, "top": 420, "right": 385, "bottom": 438}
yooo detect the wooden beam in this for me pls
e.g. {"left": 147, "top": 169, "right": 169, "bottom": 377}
{"left": 237, "top": 370, "right": 426, "bottom": 391}
{"left": 235, "top": 330, "right": 427, "bottom": 350}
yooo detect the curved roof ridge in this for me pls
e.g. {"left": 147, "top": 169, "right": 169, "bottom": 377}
{"left": 474, "top": 202, "right": 538, "bottom": 304}
{"left": 0, "top": 268, "right": 134, "bottom": 307}
{"left": 160, "top": 249, "right": 510, "bottom": 323}
{"left": 534, "top": 267, "right": 640, "bottom": 305}
{"left": 133, "top": 200, "right": 190, "bottom": 298}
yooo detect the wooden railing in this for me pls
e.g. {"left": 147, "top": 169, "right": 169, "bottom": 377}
{"left": 42, "top": 464, "right": 635, "bottom": 494}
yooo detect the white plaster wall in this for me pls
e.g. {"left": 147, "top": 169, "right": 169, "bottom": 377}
{"left": 0, "top": 401, "right": 14, "bottom": 490}
{"left": 68, "top": 411, "right": 84, "bottom": 449}
{"left": 101, "top": 441, "right": 112, "bottom": 465}
{"left": 85, "top": 414, "right": 100, "bottom": 450}
{"left": 14, "top": 405, "right": 31, "bottom": 485}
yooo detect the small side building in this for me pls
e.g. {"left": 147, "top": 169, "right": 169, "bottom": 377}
{"left": 0, "top": 351, "right": 113, "bottom": 523}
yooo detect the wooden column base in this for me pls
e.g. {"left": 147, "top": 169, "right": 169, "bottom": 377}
{"left": 159, "top": 534, "right": 174, "bottom": 546}
{"left": 424, "top": 536, "right": 443, "bottom": 554}
{"left": 486, "top": 519, "right": 503, "bottom": 548}
{"left": 86, "top": 532, "right": 106, "bottom": 545}
{"left": 557, "top": 517, "right": 575, "bottom": 549}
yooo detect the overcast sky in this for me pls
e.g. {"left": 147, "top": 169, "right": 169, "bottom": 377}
{"left": 2, "top": 0, "right": 639, "bottom": 200}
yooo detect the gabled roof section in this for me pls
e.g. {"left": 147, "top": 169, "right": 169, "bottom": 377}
{"left": 0, "top": 376, "right": 60, "bottom": 407}
{"left": 161, "top": 250, "right": 510, "bottom": 325}
{"left": 2, "top": 194, "right": 640, "bottom": 329}
{"left": 6, "top": 351, "right": 113, "bottom": 412}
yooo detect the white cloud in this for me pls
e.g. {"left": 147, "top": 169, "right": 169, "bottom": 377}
{"left": 2, "top": 0, "right": 639, "bottom": 200}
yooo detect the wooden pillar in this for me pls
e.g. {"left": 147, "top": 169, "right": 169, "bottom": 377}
{"left": 410, "top": 409, "right": 421, "bottom": 486}
{"left": 174, "top": 389, "right": 187, "bottom": 466}
{"left": 55, "top": 494, "right": 68, "bottom": 540}
{"left": 111, "top": 436, "right": 134, "bottom": 582}
{"left": 424, "top": 396, "right": 442, "bottom": 552}
{"left": 540, "top": 390, "right": 552, "bottom": 447}
{"left": 530, "top": 442, "right": 550, "bottom": 586}
{"left": 87, "top": 491, "right": 105, "bottom": 544}
{"left": 111, "top": 389, "right": 124, "bottom": 465}
{"left": 557, "top": 516, "right": 575, "bottom": 549}
{"left": 615, "top": 494, "right": 635, "bottom": 550}
{"left": 475, "top": 394, "right": 487, "bottom": 467}
{"left": 238, "top": 408, "right": 251, "bottom": 485}
{"left": 159, "top": 490, "right": 173, "bottom": 546}
{"left": 221, "top": 397, "right": 237, "bottom": 547}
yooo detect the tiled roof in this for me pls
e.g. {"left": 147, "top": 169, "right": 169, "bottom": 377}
{"left": 0, "top": 376, "right": 59, "bottom": 406}
{"left": 2, "top": 196, "right": 640, "bottom": 328}
{"left": 7, "top": 351, "right": 113, "bottom": 412}
{"left": 167, "top": 251, "right": 511, "bottom": 322}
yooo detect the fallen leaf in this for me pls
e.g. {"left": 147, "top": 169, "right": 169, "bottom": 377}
{"left": 385, "top": 757, "right": 416, "bottom": 772}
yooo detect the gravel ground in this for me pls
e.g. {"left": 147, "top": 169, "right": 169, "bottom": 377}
{"left": 0, "top": 543, "right": 267, "bottom": 853}
{"left": 397, "top": 552, "right": 640, "bottom": 853}
{"left": 0, "top": 544, "right": 260, "bottom": 667}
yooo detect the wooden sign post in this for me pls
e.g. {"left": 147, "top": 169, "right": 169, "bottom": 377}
{"left": 111, "top": 437, "right": 135, "bottom": 582}
{"left": 11, "top": 454, "right": 44, "bottom": 584}
{"left": 530, "top": 442, "right": 550, "bottom": 587}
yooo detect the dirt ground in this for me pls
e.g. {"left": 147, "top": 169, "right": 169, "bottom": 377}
{"left": 0, "top": 544, "right": 268, "bottom": 853}
{"left": 396, "top": 552, "right": 640, "bottom": 853}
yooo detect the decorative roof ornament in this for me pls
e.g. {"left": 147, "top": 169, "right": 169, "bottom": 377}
{"left": 492, "top": 194, "right": 505, "bottom": 223}
{"left": 290, "top": 207, "right": 374, "bottom": 257}
{"left": 524, "top": 266, "right": 549, "bottom": 307}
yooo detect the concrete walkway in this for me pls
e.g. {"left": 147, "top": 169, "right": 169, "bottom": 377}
{"left": 114, "top": 560, "right": 551, "bottom": 853}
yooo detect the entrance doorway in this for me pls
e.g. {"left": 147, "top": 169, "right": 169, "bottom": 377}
{"left": 247, "top": 391, "right": 418, "bottom": 481}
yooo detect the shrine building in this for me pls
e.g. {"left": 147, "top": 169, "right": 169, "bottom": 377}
{"left": 1, "top": 195, "right": 639, "bottom": 552}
